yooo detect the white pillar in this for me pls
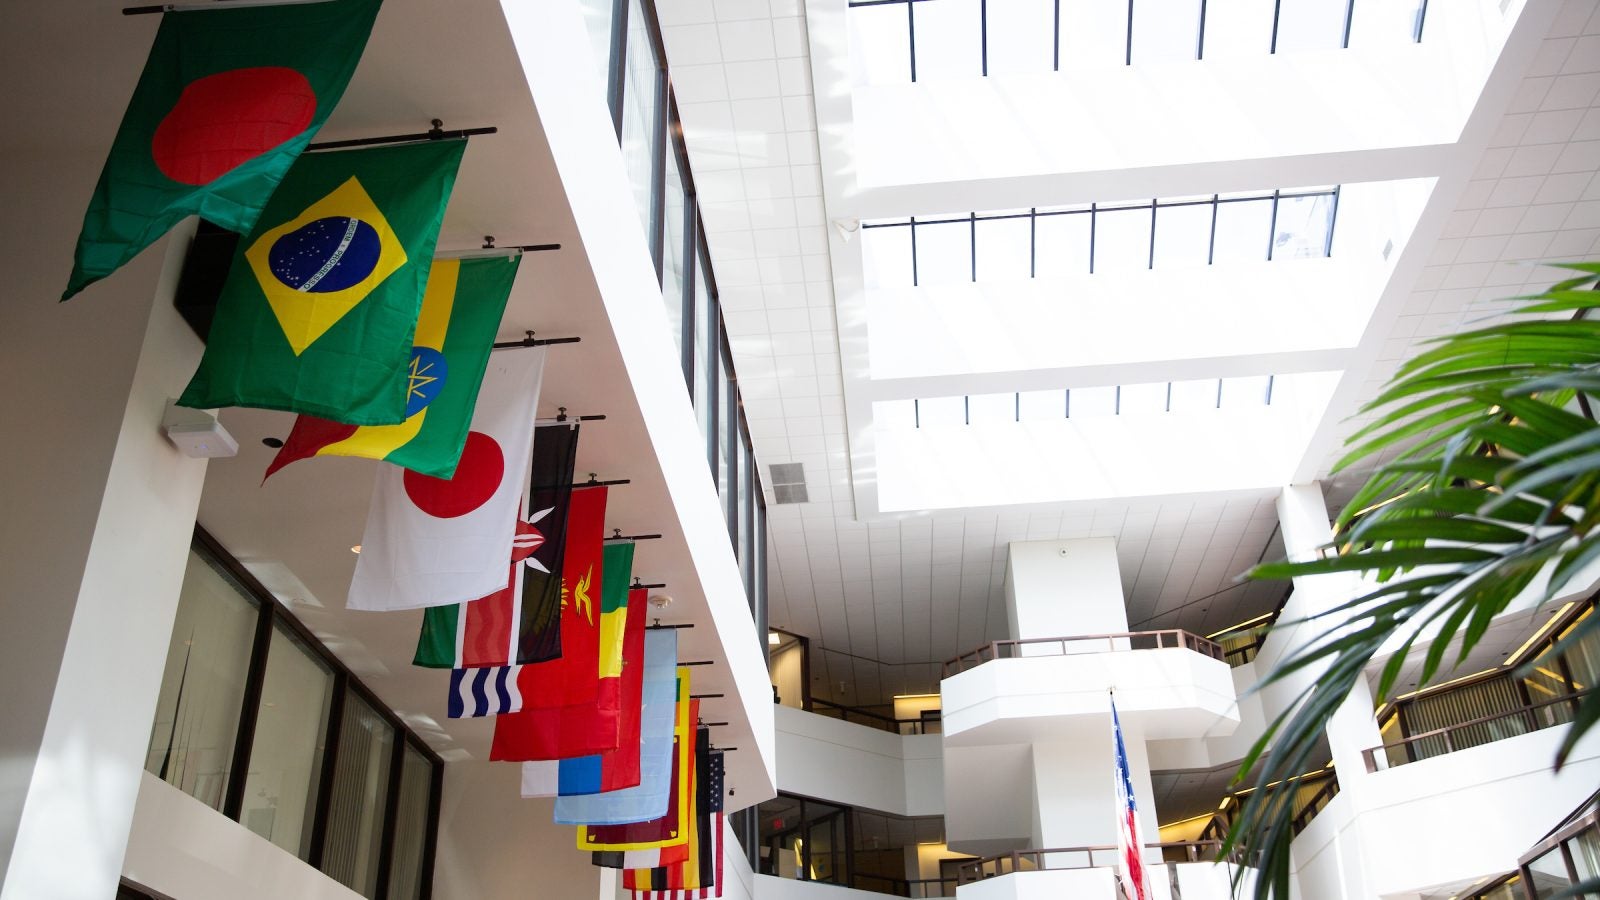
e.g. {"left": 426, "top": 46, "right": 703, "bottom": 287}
{"left": 0, "top": 145, "right": 208, "bottom": 898}
{"left": 1006, "top": 538, "right": 1129, "bottom": 640}
{"left": 1269, "top": 483, "right": 1384, "bottom": 781}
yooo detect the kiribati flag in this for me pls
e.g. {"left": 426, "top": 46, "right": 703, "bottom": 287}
{"left": 64, "top": 0, "right": 380, "bottom": 300}
{"left": 1112, "top": 695, "right": 1149, "bottom": 900}
{"left": 447, "top": 665, "right": 521, "bottom": 718}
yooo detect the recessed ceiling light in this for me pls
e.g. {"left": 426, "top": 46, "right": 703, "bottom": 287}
{"left": 768, "top": 632, "right": 782, "bottom": 645}
{"left": 351, "top": 545, "right": 362, "bottom": 554}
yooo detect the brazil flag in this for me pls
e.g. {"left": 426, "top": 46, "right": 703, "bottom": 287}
{"left": 262, "top": 253, "right": 521, "bottom": 479}
{"left": 177, "top": 139, "right": 467, "bottom": 425}
{"left": 63, "top": 0, "right": 382, "bottom": 300}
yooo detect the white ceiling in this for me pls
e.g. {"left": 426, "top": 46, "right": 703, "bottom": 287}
{"left": 661, "top": 0, "right": 1600, "bottom": 710}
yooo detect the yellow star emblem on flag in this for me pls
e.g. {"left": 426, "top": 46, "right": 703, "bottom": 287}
{"left": 245, "top": 176, "right": 407, "bottom": 355}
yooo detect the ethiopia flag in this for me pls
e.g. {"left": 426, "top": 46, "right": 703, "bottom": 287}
{"left": 488, "top": 543, "right": 636, "bottom": 762}
{"left": 264, "top": 254, "right": 519, "bottom": 479}
{"left": 177, "top": 139, "right": 466, "bottom": 424}
{"left": 63, "top": 0, "right": 381, "bottom": 300}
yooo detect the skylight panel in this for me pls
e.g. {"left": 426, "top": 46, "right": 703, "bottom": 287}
{"left": 1210, "top": 196, "right": 1274, "bottom": 264}
{"left": 1033, "top": 209, "right": 1092, "bottom": 279}
{"left": 1071, "top": 385, "right": 1119, "bottom": 418}
{"left": 1117, "top": 382, "right": 1169, "bottom": 416}
{"left": 912, "top": 218, "right": 971, "bottom": 286}
{"left": 1058, "top": 2, "right": 1128, "bottom": 68}
{"left": 974, "top": 212, "right": 1033, "bottom": 282}
{"left": 1130, "top": 0, "right": 1203, "bottom": 65}
{"left": 912, "top": 0, "right": 983, "bottom": 82}
{"left": 967, "top": 392, "right": 1015, "bottom": 424}
{"left": 1219, "top": 375, "right": 1275, "bottom": 408}
{"left": 876, "top": 398, "right": 918, "bottom": 430}
{"left": 1272, "top": 0, "right": 1349, "bottom": 53}
{"left": 986, "top": 0, "right": 1054, "bottom": 76}
{"left": 1198, "top": 3, "right": 1274, "bottom": 59}
{"left": 849, "top": 2, "right": 913, "bottom": 86}
{"left": 862, "top": 220, "right": 913, "bottom": 290}
{"left": 1273, "top": 191, "right": 1337, "bottom": 260}
{"left": 917, "top": 395, "right": 966, "bottom": 427}
{"left": 1091, "top": 206, "right": 1152, "bottom": 274}
{"left": 1153, "top": 200, "right": 1214, "bottom": 269}
{"left": 1018, "top": 389, "right": 1067, "bottom": 420}
{"left": 1168, "top": 378, "right": 1219, "bottom": 413}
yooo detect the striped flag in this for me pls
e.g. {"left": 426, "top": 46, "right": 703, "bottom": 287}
{"left": 1112, "top": 695, "right": 1149, "bottom": 900}
{"left": 628, "top": 813, "right": 722, "bottom": 899}
{"left": 447, "top": 665, "right": 521, "bottom": 718}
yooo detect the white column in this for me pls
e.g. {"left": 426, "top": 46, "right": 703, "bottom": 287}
{"left": 1005, "top": 538, "right": 1129, "bottom": 641}
{"left": 0, "top": 144, "right": 208, "bottom": 900}
{"left": 1269, "top": 483, "right": 1384, "bottom": 781}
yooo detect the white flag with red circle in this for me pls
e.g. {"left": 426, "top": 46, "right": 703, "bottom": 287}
{"left": 346, "top": 347, "right": 546, "bottom": 611}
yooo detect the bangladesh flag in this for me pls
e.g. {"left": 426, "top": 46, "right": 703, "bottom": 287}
{"left": 177, "top": 139, "right": 466, "bottom": 424}
{"left": 63, "top": 0, "right": 382, "bottom": 300}
{"left": 263, "top": 254, "right": 521, "bottom": 479}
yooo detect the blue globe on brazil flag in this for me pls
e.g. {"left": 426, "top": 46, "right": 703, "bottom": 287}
{"left": 267, "top": 216, "right": 381, "bottom": 292}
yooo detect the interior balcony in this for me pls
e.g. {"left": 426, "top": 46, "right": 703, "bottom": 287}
{"left": 939, "top": 629, "right": 1241, "bottom": 748}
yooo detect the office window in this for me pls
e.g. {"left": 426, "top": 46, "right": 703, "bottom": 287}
{"left": 722, "top": 345, "right": 740, "bottom": 541}
{"left": 620, "top": 0, "right": 663, "bottom": 268}
{"left": 695, "top": 254, "right": 718, "bottom": 472}
{"left": 144, "top": 550, "right": 258, "bottom": 811}
{"left": 385, "top": 744, "right": 436, "bottom": 900}
{"left": 663, "top": 141, "right": 690, "bottom": 361}
{"left": 579, "top": 0, "right": 616, "bottom": 96}
{"left": 241, "top": 622, "right": 334, "bottom": 859}
{"left": 739, "top": 424, "right": 755, "bottom": 592}
{"left": 718, "top": 345, "right": 734, "bottom": 517}
{"left": 322, "top": 691, "right": 396, "bottom": 897}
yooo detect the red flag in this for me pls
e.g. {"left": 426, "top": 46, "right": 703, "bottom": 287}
{"left": 519, "top": 485, "right": 607, "bottom": 707}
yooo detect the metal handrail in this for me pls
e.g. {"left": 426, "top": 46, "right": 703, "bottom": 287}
{"left": 955, "top": 840, "right": 1234, "bottom": 884}
{"left": 943, "top": 630, "right": 1226, "bottom": 677}
{"left": 850, "top": 871, "right": 960, "bottom": 898}
{"left": 807, "top": 698, "right": 942, "bottom": 735}
{"left": 1362, "top": 689, "right": 1592, "bottom": 772}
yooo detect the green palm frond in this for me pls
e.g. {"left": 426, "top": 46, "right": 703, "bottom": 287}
{"left": 1224, "top": 264, "right": 1600, "bottom": 898}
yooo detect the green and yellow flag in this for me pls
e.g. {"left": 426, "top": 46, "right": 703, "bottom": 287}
{"left": 63, "top": 0, "right": 381, "bottom": 300}
{"left": 177, "top": 139, "right": 466, "bottom": 425}
{"left": 262, "top": 254, "right": 520, "bottom": 479}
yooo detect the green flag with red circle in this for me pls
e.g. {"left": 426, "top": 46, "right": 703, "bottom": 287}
{"left": 62, "top": 0, "right": 381, "bottom": 301}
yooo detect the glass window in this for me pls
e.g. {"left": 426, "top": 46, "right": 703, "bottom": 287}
{"left": 1273, "top": 0, "right": 1347, "bottom": 52}
{"left": 1058, "top": 1, "right": 1127, "bottom": 68}
{"left": 986, "top": 0, "right": 1054, "bottom": 76}
{"left": 385, "top": 745, "right": 434, "bottom": 900}
{"left": 1034, "top": 209, "right": 1092, "bottom": 279}
{"left": 1273, "top": 192, "right": 1335, "bottom": 260}
{"left": 1131, "top": 0, "right": 1203, "bottom": 64}
{"left": 913, "top": 0, "right": 983, "bottom": 81}
{"left": 620, "top": 0, "right": 663, "bottom": 264}
{"left": 240, "top": 623, "right": 334, "bottom": 860}
{"left": 848, "top": 2, "right": 913, "bottom": 86}
{"left": 740, "top": 427, "right": 755, "bottom": 599}
{"left": 1018, "top": 389, "right": 1066, "bottom": 420}
{"left": 973, "top": 213, "right": 1032, "bottom": 283}
{"left": 695, "top": 260, "right": 717, "bottom": 471}
{"left": 912, "top": 219, "right": 971, "bottom": 286}
{"left": 1153, "top": 200, "right": 1214, "bottom": 269}
{"left": 862, "top": 222, "right": 914, "bottom": 289}
{"left": 718, "top": 346, "right": 735, "bottom": 530}
{"left": 1092, "top": 206, "right": 1153, "bottom": 274}
{"left": 322, "top": 691, "right": 397, "bottom": 898}
{"left": 579, "top": 0, "right": 616, "bottom": 96}
{"left": 1524, "top": 845, "right": 1572, "bottom": 898}
{"left": 1211, "top": 197, "right": 1273, "bottom": 265}
{"left": 916, "top": 395, "right": 965, "bottom": 428}
{"left": 145, "top": 549, "right": 259, "bottom": 811}
{"left": 663, "top": 144, "right": 689, "bottom": 361}
{"left": 966, "top": 392, "right": 1013, "bottom": 424}
{"left": 1203, "top": 0, "right": 1274, "bottom": 59}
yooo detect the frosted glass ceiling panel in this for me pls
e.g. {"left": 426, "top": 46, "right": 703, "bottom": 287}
{"left": 974, "top": 214, "right": 1033, "bottom": 282}
{"left": 1153, "top": 202, "right": 1213, "bottom": 269}
{"left": 1034, "top": 211, "right": 1092, "bottom": 279}
{"left": 986, "top": 0, "right": 1054, "bottom": 76}
{"left": 1211, "top": 198, "right": 1273, "bottom": 265}
{"left": 862, "top": 222, "right": 913, "bottom": 290}
{"left": 913, "top": 0, "right": 983, "bottom": 81}
{"left": 1092, "top": 206, "right": 1152, "bottom": 274}
{"left": 1131, "top": 0, "right": 1202, "bottom": 65}
{"left": 913, "top": 219, "right": 971, "bottom": 286}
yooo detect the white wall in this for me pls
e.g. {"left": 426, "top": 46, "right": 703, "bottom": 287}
{"left": 122, "top": 773, "right": 362, "bottom": 900}
{"left": 0, "top": 138, "right": 210, "bottom": 898}
{"left": 774, "top": 704, "right": 944, "bottom": 817}
{"left": 1005, "top": 540, "right": 1127, "bottom": 641}
{"left": 433, "top": 761, "right": 602, "bottom": 899}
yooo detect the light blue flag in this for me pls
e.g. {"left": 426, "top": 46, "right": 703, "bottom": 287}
{"left": 544, "top": 629, "right": 678, "bottom": 823}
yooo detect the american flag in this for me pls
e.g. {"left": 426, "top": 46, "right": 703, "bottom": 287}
{"left": 1112, "top": 696, "right": 1149, "bottom": 900}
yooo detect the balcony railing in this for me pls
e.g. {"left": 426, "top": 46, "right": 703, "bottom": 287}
{"left": 1363, "top": 689, "right": 1591, "bottom": 772}
{"left": 955, "top": 841, "right": 1235, "bottom": 883}
{"left": 808, "top": 697, "right": 942, "bottom": 736}
{"left": 1199, "top": 769, "right": 1340, "bottom": 847}
{"left": 850, "top": 872, "right": 959, "bottom": 897}
{"left": 943, "top": 630, "right": 1226, "bottom": 677}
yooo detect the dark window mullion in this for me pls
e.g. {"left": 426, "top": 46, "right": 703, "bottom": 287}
{"left": 306, "top": 672, "right": 348, "bottom": 869}
{"left": 1196, "top": 0, "right": 1207, "bottom": 58}
{"left": 1266, "top": 189, "right": 1281, "bottom": 261}
{"left": 648, "top": 68, "right": 668, "bottom": 281}
{"left": 606, "top": 0, "right": 629, "bottom": 139}
{"left": 221, "top": 597, "right": 275, "bottom": 821}
{"left": 704, "top": 296, "right": 721, "bottom": 476}
{"left": 417, "top": 761, "right": 444, "bottom": 900}
{"left": 907, "top": 0, "right": 918, "bottom": 82}
{"left": 371, "top": 726, "right": 407, "bottom": 899}
{"left": 679, "top": 202, "right": 699, "bottom": 392}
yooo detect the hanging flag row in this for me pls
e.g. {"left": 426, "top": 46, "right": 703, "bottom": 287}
{"left": 66, "top": 0, "right": 726, "bottom": 892}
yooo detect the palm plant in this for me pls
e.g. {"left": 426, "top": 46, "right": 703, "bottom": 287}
{"left": 1223, "top": 263, "right": 1600, "bottom": 898}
